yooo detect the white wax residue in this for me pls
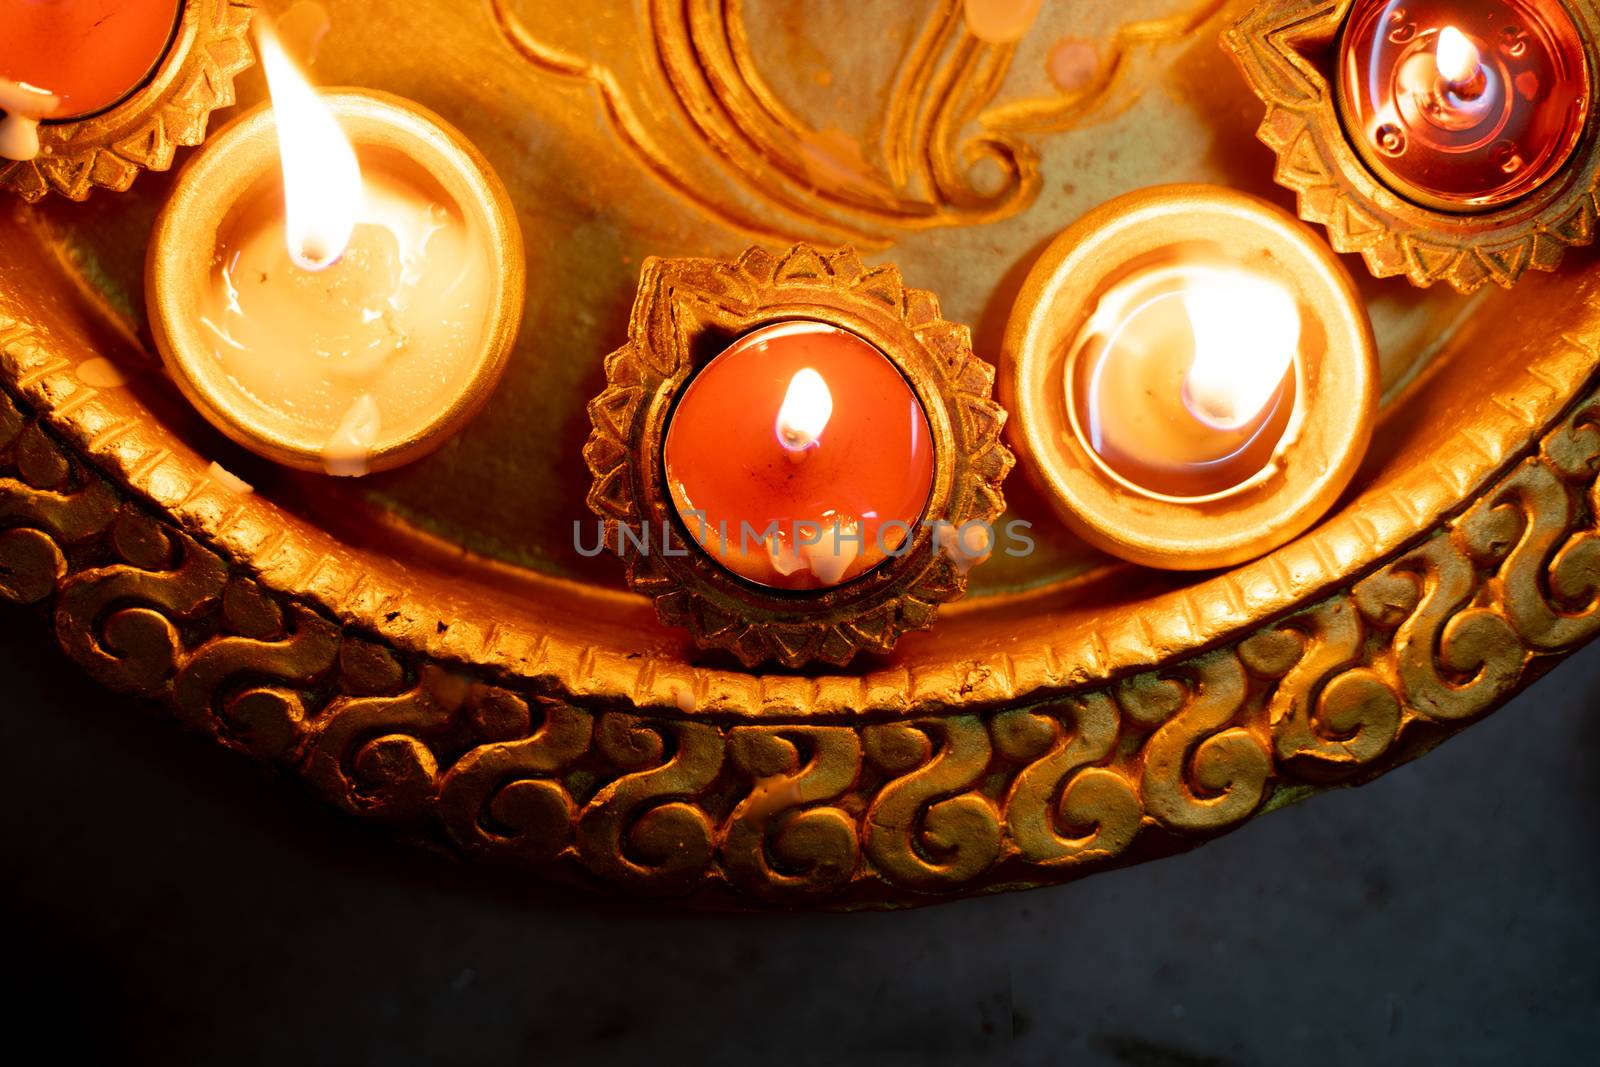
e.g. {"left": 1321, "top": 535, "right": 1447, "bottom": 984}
{"left": 0, "top": 79, "right": 59, "bottom": 161}
{"left": 766, "top": 534, "right": 806, "bottom": 577}
{"left": 764, "top": 518, "right": 862, "bottom": 585}
{"left": 804, "top": 519, "right": 860, "bottom": 586}
{"left": 669, "top": 682, "right": 697, "bottom": 714}
{"left": 207, "top": 461, "right": 254, "bottom": 495}
{"left": 322, "top": 393, "right": 382, "bottom": 476}
{"left": 936, "top": 522, "right": 993, "bottom": 576}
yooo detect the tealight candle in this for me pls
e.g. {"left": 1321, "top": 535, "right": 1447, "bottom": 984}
{"left": 1002, "top": 185, "right": 1377, "bottom": 570}
{"left": 585, "top": 243, "right": 1011, "bottom": 666}
{"left": 147, "top": 26, "right": 523, "bottom": 475}
{"left": 663, "top": 321, "right": 935, "bottom": 590}
{"left": 1336, "top": 0, "right": 1590, "bottom": 210}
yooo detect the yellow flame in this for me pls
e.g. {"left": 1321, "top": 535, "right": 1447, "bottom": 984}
{"left": 1180, "top": 267, "right": 1299, "bottom": 430}
{"left": 255, "top": 20, "right": 361, "bottom": 271}
{"left": 775, "top": 367, "right": 833, "bottom": 452}
{"left": 1436, "top": 25, "right": 1481, "bottom": 87}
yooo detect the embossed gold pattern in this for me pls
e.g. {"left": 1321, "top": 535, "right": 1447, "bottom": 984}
{"left": 491, "top": 0, "right": 1039, "bottom": 246}
{"left": 6, "top": 341, "right": 1600, "bottom": 904}
{"left": 4, "top": 0, "right": 1599, "bottom": 907}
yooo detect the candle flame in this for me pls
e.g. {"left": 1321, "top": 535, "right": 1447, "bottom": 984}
{"left": 255, "top": 21, "right": 361, "bottom": 271}
{"left": 775, "top": 367, "right": 833, "bottom": 453}
{"left": 1180, "top": 268, "right": 1299, "bottom": 431}
{"left": 1436, "top": 25, "right": 1482, "bottom": 88}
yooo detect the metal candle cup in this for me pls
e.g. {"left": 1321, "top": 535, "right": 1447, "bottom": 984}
{"left": 661, "top": 321, "right": 937, "bottom": 591}
{"left": 146, "top": 89, "right": 524, "bottom": 475}
{"left": 1001, "top": 185, "right": 1378, "bottom": 571}
{"left": 0, "top": 0, "right": 183, "bottom": 123}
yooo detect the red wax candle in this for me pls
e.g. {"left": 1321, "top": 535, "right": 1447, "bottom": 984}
{"left": 1336, "top": 0, "right": 1589, "bottom": 210}
{"left": 663, "top": 321, "right": 935, "bottom": 590}
{"left": 0, "top": 0, "right": 182, "bottom": 119}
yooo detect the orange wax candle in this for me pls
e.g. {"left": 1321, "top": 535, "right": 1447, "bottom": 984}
{"left": 0, "top": 0, "right": 181, "bottom": 118}
{"left": 1068, "top": 260, "right": 1303, "bottom": 500}
{"left": 663, "top": 321, "right": 935, "bottom": 590}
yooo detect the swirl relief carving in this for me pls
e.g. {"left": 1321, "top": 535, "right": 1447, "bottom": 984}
{"left": 492, "top": 0, "right": 1240, "bottom": 247}
{"left": 491, "top": 0, "right": 1041, "bottom": 247}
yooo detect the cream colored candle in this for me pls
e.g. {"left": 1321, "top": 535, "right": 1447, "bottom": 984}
{"left": 189, "top": 24, "right": 495, "bottom": 476}
{"left": 201, "top": 165, "right": 489, "bottom": 476}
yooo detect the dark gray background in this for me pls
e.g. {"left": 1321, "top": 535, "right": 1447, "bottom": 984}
{"left": 3, "top": 603, "right": 1596, "bottom": 1066}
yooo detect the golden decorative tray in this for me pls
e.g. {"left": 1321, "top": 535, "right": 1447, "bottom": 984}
{"left": 4, "top": 0, "right": 1600, "bottom": 908}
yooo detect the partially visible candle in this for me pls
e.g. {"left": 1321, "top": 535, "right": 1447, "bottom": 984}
{"left": 194, "top": 25, "right": 493, "bottom": 476}
{"left": 0, "top": 0, "right": 181, "bottom": 119}
{"left": 1068, "top": 261, "right": 1302, "bottom": 499}
{"left": 1337, "top": 0, "right": 1589, "bottom": 210}
{"left": 663, "top": 321, "right": 935, "bottom": 590}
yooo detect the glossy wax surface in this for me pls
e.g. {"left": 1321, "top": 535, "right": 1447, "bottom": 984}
{"left": 1069, "top": 262, "right": 1300, "bottom": 500}
{"left": 1337, "top": 0, "right": 1589, "bottom": 210}
{"left": 663, "top": 321, "right": 935, "bottom": 590}
{"left": 200, "top": 161, "right": 490, "bottom": 476}
{"left": 0, "top": 0, "right": 181, "bottom": 119}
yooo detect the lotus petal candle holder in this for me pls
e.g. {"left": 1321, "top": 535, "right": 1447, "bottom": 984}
{"left": 584, "top": 244, "right": 1013, "bottom": 668}
{"left": 1224, "top": 0, "right": 1600, "bottom": 292}
{"left": 0, "top": 0, "right": 255, "bottom": 202}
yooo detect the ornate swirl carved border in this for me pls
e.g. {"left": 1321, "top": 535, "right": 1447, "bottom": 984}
{"left": 4, "top": 352, "right": 1599, "bottom": 905}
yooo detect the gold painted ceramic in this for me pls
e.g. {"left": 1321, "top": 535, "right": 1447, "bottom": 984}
{"left": 1225, "top": 0, "right": 1600, "bottom": 292}
{"left": 147, "top": 90, "right": 525, "bottom": 474}
{"left": 3, "top": 0, "right": 1600, "bottom": 908}
{"left": 1002, "top": 184, "right": 1378, "bottom": 570}
{"left": 0, "top": 0, "right": 256, "bottom": 203}
{"left": 584, "top": 243, "right": 1011, "bottom": 667}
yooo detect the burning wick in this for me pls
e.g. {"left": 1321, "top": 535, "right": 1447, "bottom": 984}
{"left": 256, "top": 20, "right": 361, "bottom": 271}
{"left": 1179, "top": 268, "right": 1300, "bottom": 431}
{"left": 1435, "top": 25, "right": 1485, "bottom": 98}
{"left": 775, "top": 366, "right": 833, "bottom": 462}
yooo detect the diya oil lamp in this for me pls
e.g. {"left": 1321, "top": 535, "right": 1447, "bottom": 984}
{"left": 0, "top": 0, "right": 255, "bottom": 201}
{"left": 1226, "top": 0, "right": 1600, "bottom": 291}
{"left": 584, "top": 244, "right": 1013, "bottom": 668}
{"left": 146, "top": 23, "right": 524, "bottom": 476}
{"left": 1001, "top": 185, "right": 1377, "bottom": 571}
